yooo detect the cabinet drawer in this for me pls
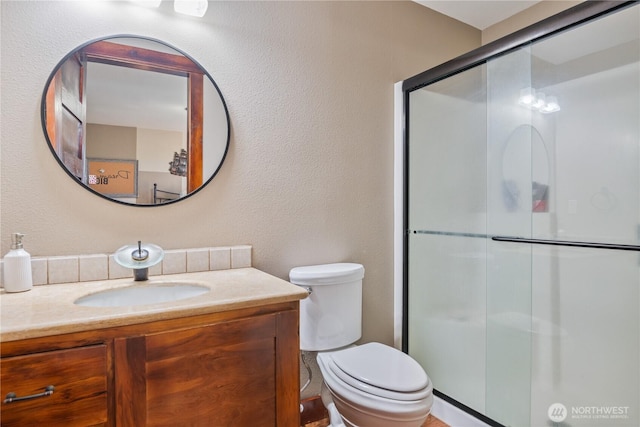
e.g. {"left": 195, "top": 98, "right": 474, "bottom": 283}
{"left": 1, "top": 344, "right": 108, "bottom": 426}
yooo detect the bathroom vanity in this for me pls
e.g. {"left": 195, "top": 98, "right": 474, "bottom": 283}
{"left": 0, "top": 268, "right": 307, "bottom": 426}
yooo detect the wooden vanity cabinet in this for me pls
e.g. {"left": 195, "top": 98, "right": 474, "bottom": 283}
{"left": 0, "top": 345, "right": 109, "bottom": 426}
{"left": 1, "top": 302, "right": 301, "bottom": 427}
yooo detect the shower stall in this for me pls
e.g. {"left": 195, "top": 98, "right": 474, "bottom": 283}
{"left": 400, "top": 2, "right": 640, "bottom": 426}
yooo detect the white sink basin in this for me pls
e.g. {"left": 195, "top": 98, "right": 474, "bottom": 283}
{"left": 74, "top": 282, "right": 210, "bottom": 307}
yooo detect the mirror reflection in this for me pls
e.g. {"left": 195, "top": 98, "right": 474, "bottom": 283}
{"left": 502, "top": 124, "right": 549, "bottom": 212}
{"left": 42, "top": 36, "right": 229, "bottom": 206}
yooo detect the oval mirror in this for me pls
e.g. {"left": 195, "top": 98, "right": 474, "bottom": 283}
{"left": 41, "top": 35, "right": 230, "bottom": 206}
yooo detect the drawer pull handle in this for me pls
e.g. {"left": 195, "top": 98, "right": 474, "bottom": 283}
{"left": 3, "top": 385, "right": 55, "bottom": 404}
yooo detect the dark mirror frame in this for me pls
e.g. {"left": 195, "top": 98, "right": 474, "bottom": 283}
{"left": 41, "top": 34, "right": 230, "bottom": 207}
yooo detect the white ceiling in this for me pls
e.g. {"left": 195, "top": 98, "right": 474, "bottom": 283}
{"left": 416, "top": 1, "right": 542, "bottom": 30}
{"left": 87, "top": 61, "right": 188, "bottom": 132}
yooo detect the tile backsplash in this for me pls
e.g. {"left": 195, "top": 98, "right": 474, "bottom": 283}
{"left": 0, "top": 245, "right": 252, "bottom": 287}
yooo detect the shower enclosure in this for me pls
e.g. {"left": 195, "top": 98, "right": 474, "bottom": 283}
{"left": 401, "top": 2, "right": 639, "bottom": 426}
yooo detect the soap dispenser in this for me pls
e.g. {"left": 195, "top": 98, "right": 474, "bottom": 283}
{"left": 3, "top": 233, "right": 33, "bottom": 293}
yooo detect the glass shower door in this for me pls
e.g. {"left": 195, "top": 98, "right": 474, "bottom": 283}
{"left": 484, "top": 45, "right": 536, "bottom": 427}
{"left": 407, "top": 45, "right": 538, "bottom": 426}
{"left": 513, "top": 7, "right": 640, "bottom": 426}
{"left": 406, "top": 4, "right": 640, "bottom": 426}
{"left": 407, "top": 62, "right": 495, "bottom": 417}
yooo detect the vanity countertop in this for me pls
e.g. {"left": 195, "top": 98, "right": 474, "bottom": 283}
{"left": 0, "top": 268, "right": 308, "bottom": 342}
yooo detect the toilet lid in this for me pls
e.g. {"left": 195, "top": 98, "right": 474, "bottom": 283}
{"left": 289, "top": 263, "right": 364, "bottom": 286}
{"left": 326, "top": 359, "right": 431, "bottom": 401}
{"left": 329, "top": 342, "right": 430, "bottom": 398}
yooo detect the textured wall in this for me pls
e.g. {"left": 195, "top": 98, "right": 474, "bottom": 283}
{"left": 0, "top": 0, "right": 478, "bottom": 345}
{"left": 482, "top": 1, "right": 581, "bottom": 44}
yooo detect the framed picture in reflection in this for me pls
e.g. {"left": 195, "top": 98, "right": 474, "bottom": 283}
{"left": 86, "top": 158, "right": 138, "bottom": 198}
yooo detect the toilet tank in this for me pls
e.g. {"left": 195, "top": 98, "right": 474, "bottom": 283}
{"left": 289, "top": 263, "right": 364, "bottom": 352}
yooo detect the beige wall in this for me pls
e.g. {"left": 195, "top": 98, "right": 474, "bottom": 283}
{"left": 482, "top": 0, "right": 583, "bottom": 44}
{"left": 136, "top": 128, "right": 184, "bottom": 173}
{"left": 0, "top": 0, "right": 478, "bottom": 345}
{"left": 86, "top": 124, "right": 137, "bottom": 160}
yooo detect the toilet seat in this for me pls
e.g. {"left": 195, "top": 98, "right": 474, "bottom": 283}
{"left": 317, "top": 344, "right": 433, "bottom": 427}
{"left": 325, "top": 342, "right": 431, "bottom": 401}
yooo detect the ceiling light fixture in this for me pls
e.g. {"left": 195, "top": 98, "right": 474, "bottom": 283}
{"left": 518, "top": 87, "right": 535, "bottom": 107}
{"left": 518, "top": 87, "right": 561, "bottom": 114}
{"left": 541, "top": 96, "right": 561, "bottom": 113}
{"left": 174, "top": 0, "right": 208, "bottom": 17}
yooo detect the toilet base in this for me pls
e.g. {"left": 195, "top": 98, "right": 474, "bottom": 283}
{"left": 321, "top": 382, "right": 431, "bottom": 427}
{"left": 321, "top": 383, "right": 347, "bottom": 427}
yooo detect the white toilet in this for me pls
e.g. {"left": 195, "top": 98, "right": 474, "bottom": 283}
{"left": 290, "top": 263, "right": 433, "bottom": 427}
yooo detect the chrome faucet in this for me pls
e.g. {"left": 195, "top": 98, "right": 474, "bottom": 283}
{"left": 131, "top": 241, "right": 150, "bottom": 280}
{"left": 114, "top": 240, "right": 164, "bottom": 281}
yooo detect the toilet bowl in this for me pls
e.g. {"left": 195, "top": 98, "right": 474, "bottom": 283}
{"left": 290, "top": 263, "right": 433, "bottom": 427}
{"left": 316, "top": 342, "right": 433, "bottom": 427}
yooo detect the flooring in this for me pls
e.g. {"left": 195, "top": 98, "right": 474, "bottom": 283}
{"left": 300, "top": 396, "right": 449, "bottom": 427}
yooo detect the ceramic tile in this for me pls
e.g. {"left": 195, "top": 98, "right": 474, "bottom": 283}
{"left": 210, "top": 247, "right": 231, "bottom": 271}
{"left": 109, "top": 255, "right": 133, "bottom": 280}
{"left": 48, "top": 256, "right": 79, "bottom": 284}
{"left": 31, "top": 257, "right": 48, "bottom": 286}
{"left": 231, "top": 245, "right": 252, "bottom": 268}
{"left": 2, "top": 245, "right": 253, "bottom": 287}
{"left": 163, "top": 250, "right": 186, "bottom": 275}
{"left": 187, "top": 248, "right": 210, "bottom": 273}
{"left": 149, "top": 262, "right": 162, "bottom": 277}
{"left": 79, "top": 254, "right": 108, "bottom": 282}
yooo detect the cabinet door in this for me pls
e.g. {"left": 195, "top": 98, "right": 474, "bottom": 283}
{"left": 117, "top": 314, "right": 282, "bottom": 427}
{"left": 1, "top": 345, "right": 108, "bottom": 426}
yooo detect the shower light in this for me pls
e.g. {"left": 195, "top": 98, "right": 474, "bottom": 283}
{"left": 518, "top": 87, "right": 536, "bottom": 106}
{"left": 541, "top": 96, "right": 561, "bottom": 113}
{"left": 518, "top": 88, "right": 560, "bottom": 114}
{"left": 174, "top": 0, "right": 208, "bottom": 17}
{"left": 532, "top": 92, "right": 546, "bottom": 110}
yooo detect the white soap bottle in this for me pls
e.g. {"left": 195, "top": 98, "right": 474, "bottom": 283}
{"left": 3, "top": 233, "right": 33, "bottom": 293}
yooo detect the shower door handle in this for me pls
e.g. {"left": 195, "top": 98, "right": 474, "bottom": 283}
{"left": 491, "top": 236, "right": 640, "bottom": 252}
